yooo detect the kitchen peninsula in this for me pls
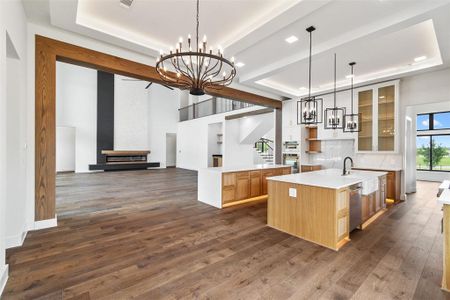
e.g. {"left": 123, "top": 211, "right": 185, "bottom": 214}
{"left": 267, "top": 169, "right": 387, "bottom": 251}
{"left": 198, "top": 164, "right": 291, "bottom": 208}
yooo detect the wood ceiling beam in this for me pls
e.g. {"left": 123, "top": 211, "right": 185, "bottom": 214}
{"left": 35, "top": 35, "right": 281, "bottom": 221}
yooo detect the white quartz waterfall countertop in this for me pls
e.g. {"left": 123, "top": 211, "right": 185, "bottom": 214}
{"left": 202, "top": 164, "right": 290, "bottom": 173}
{"left": 439, "top": 189, "right": 450, "bottom": 205}
{"left": 268, "top": 169, "right": 387, "bottom": 190}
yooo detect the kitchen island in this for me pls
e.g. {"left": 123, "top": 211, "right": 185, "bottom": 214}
{"left": 198, "top": 164, "right": 291, "bottom": 208}
{"left": 267, "top": 169, "right": 387, "bottom": 251}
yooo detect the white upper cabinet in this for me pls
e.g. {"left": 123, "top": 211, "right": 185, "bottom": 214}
{"left": 356, "top": 80, "right": 399, "bottom": 153}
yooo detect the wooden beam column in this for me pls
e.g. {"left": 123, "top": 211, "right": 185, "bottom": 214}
{"left": 35, "top": 36, "right": 56, "bottom": 220}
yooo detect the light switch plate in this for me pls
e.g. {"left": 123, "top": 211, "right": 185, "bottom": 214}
{"left": 289, "top": 187, "right": 297, "bottom": 198}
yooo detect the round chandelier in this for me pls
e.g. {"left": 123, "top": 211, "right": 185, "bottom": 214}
{"left": 156, "top": 0, "right": 237, "bottom": 96}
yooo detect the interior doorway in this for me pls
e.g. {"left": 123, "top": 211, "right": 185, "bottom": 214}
{"left": 166, "top": 133, "right": 177, "bottom": 167}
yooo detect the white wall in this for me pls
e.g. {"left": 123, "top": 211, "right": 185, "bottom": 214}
{"left": 56, "top": 62, "right": 97, "bottom": 173}
{"left": 147, "top": 84, "right": 179, "bottom": 167}
{"left": 56, "top": 126, "right": 76, "bottom": 172}
{"left": 114, "top": 75, "right": 149, "bottom": 150}
{"left": 0, "top": 0, "right": 28, "bottom": 292}
{"left": 207, "top": 123, "right": 223, "bottom": 167}
{"left": 223, "top": 119, "right": 256, "bottom": 168}
{"left": 177, "top": 106, "right": 264, "bottom": 171}
{"left": 166, "top": 133, "right": 177, "bottom": 167}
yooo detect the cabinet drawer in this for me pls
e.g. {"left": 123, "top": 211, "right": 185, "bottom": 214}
{"left": 250, "top": 170, "right": 261, "bottom": 177}
{"left": 223, "top": 173, "right": 236, "bottom": 187}
{"left": 222, "top": 187, "right": 235, "bottom": 204}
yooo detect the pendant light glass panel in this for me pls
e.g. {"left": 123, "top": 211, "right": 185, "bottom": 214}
{"left": 324, "top": 53, "right": 345, "bottom": 130}
{"left": 298, "top": 97, "right": 323, "bottom": 125}
{"left": 324, "top": 107, "right": 345, "bottom": 129}
{"left": 343, "top": 62, "right": 362, "bottom": 132}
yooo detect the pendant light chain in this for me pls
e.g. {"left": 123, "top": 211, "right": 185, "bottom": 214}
{"left": 196, "top": 0, "right": 199, "bottom": 50}
{"left": 308, "top": 29, "right": 312, "bottom": 99}
{"left": 350, "top": 63, "right": 354, "bottom": 115}
{"left": 333, "top": 53, "right": 337, "bottom": 109}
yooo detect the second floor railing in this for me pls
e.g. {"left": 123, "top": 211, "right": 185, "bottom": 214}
{"left": 179, "top": 97, "right": 254, "bottom": 121}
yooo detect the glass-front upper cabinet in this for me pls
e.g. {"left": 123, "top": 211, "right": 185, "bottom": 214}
{"left": 378, "top": 85, "right": 395, "bottom": 151}
{"left": 356, "top": 80, "right": 399, "bottom": 153}
{"left": 358, "top": 90, "right": 373, "bottom": 151}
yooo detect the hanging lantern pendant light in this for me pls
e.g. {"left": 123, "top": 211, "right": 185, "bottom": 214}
{"left": 297, "top": 26, "right": 323, "bottom": 125}
{"left": 343, "top": 62, "right": 362, "bottom": 132}
{"left": 324, "top": 53, "right": 345, "bottom": 130}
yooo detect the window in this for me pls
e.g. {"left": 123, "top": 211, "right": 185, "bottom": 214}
{"left": 417, "top": 111, "right": 450, "bottom": 131}
{"left": 416, "top": 111, "right": 450, "bottom": 172}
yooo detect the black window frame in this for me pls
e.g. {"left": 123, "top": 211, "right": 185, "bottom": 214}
{"left": 416, "top": 133, "right": 450, "bottom": 172}
{"left": 417, "top": 111, "right": 450, "bottom": 131}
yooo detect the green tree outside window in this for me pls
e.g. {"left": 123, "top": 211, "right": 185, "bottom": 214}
{"left": 417, "top": 140, "right": 449, "bottom": 168}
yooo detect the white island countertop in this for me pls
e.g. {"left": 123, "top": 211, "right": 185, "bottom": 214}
{"left": 439, "top": 188, "right": 450, "bottom": 205}
{"left": 268, "top": 168, "right": 387, "bottom": 190}
{"left": 202, "top": 164, "right": 290, "bottom": 173}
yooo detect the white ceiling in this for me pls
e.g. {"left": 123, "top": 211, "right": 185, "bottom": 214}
{"left": 23, "top": 0, "right": 450, "bottom": 99}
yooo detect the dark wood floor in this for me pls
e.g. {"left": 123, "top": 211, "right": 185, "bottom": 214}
{"left": 2, "top": 169, "right": 449, "bottom": 299}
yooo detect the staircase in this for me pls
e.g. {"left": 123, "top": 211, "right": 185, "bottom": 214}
{"left": 254, "top": 138, "right": 274, "bottom": 164}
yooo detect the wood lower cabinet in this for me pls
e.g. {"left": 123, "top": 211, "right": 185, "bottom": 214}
{"left": 250, "top": 171, "right": 262, "bottom": 198}
{"left": 235, "top": 172, "right": 251, "bottom": 200}
{"left": 222, "top": 167, "right": 291, "bottom": 207}
{"left": 301, "top": 165, "right": 321, "bottom": 173}
{"left": 268, "top": 181, "right": 350, "bottom": 251}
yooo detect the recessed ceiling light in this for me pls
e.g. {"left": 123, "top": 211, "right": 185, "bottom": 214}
{"left": 414, "top": 56, "right": 427, "bottom": 62}
{"left": 235, "top": 62, "right": 245, "bottom": 68}
{"left": 346, "top": 74, "right": 354, "bottom": 79}
{"left": 285, "top": 36, "right": 298, "bottom": 44}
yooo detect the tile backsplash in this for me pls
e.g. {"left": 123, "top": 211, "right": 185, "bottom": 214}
{"left": 304, "top": 139, "right": 403, "bottom": 170}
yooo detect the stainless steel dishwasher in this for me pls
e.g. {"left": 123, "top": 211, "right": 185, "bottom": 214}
{"left": 349, "top": 183, "right": 362, "bottom": 232}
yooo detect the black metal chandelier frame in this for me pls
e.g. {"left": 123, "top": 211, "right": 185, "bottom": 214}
{"left": 155, "top": 0, "right": 236, "bottom": 96}
{"left": 324, "top": 53, "right": 346, "bottom": 130}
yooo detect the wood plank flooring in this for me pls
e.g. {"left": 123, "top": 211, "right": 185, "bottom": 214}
{"left": 2, "top": 169, "right": 450, "bottom": 299}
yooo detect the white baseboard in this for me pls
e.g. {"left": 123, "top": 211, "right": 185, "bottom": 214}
{"left": 34, "top": 215, "right": 57, "bottom": 230}
{"left": 0, "top": 264, "right": 9, "bottom": 298}
{"left": 5, "top": 230, "right": 28, "bottom": 249}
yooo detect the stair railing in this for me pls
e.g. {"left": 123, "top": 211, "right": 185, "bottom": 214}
{"left": 254, "top": 138, "right": 274, "bottom": 155}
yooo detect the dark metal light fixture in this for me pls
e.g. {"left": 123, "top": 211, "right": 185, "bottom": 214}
{"left": 324, "top": 53, "right": 346, "bottom": 130}
{"left": 156, "top": 0, "right": 236, "bottom": 96}
{"left": 343, "top": 62, "right": 362, "bottom": 132}
{"left": 297, "top": 26, "right": 323, "bottom": 125}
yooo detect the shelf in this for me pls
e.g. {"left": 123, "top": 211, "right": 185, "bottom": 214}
{"left": 305, "top": 151, "right": 322, "bottom": 154}
{"left": 305, "top": 138, "right": 321, "bottom": 141}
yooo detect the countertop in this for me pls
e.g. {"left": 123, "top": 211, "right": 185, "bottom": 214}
{"left": 438, "top": 188, "right": 450, "bottom": 205}
{"left": 353, "top": 166, "right": 403, "bottom": 172}
{"left": 202, "top": 164, "right": 290, "bottom": 173}
{"left": 267, "top": 168, "right": 387, "bottom": 190}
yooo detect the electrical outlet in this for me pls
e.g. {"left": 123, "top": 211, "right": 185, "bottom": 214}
{"left": 289, "top": 187, "right": 297, "bottom": 198}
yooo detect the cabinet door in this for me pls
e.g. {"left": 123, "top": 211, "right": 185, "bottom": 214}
{"left": 249, "top": 171, "right": 261, "bottom": 198}
{"left": 223, "top": 173, "right": 236, "bottom": 187}
{"left": 261, "top": 170, "right": 275, "bottom": 194}
{"left": 386, "top": 172, "right": 395, "bottom": 200}
{"left": 282, "top": 167, "right": 291, "bottom": 175}
{"left": 378, "top": 85, "right": 395, "bottom": 151}
{"left": 358, "top": 89, "right": 373, "bottom": 151}
{"left": 235, "top": 172, "right": 250, "bottom": 200}
{"left": 362, "top": 195, "right": 370, "bottom": 223}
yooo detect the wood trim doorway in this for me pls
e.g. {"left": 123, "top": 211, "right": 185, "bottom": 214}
{"left": 34, "top": 35, "right": 282, "bottom": 221}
